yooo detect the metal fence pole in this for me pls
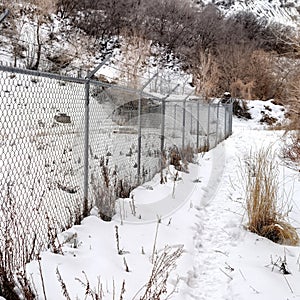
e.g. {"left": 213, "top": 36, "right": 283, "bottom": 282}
{"left": 224, "top": 105, "right": 228, "bottom": 139}
{"left": 173, "top": 104, "right": 177, "bottom": 136}
{"left": 160, "top": 84, "right": 180, "bottom": 161}
{"left": 83, "top": 55, "right": 111, "bottom": 205}
{"left": 190, "top": 104, "right": 193, "bottom": 134}
{"left": 196, "top": 101, "right": 200, "bottom": 150}
{"left": 161, "top": 98, "right": 166, "bottom": 154}
{"left": 137, "top": 73, "right": 158, "bottom": 185}
{"left": 215, "top": 102, "right": 220, "bottom": 146}
{"left": 207, "top": 103, "right": 211, "bottom": 150}
{"left": 83, "top": 80, "right": 90, "bottom": 205}
{"left": 137, "top": 93, "right": 142, "bottom": 184}
{"left": 229, "top": 102, "right": 233, "bottom": 136}
{"left": 182, "top": 98, "right": 186, "bottom": 150}
{"left": 181, "top": 91, "right": 194, "bottom": 150}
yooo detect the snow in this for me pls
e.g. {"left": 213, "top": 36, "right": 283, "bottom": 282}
{"left": 24, "top": 99, "right": 300, "bottom": 299}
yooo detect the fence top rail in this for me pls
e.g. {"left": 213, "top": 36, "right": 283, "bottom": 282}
{"left": 0, "top": 64, "right": 88, "bottom": 84}
{"left": 0, "top": 64, "right": 183, "bottom": 101}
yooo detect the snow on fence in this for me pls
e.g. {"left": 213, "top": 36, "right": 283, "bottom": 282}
{"left": 0, "top": 64, "right": 232, "bottom": 271}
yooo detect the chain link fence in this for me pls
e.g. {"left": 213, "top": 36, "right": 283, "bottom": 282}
{"left": 0, "top": 64, "right": 232, "bottom": 271}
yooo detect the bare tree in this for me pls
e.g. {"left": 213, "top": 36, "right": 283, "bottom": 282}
{"left": 190, "top": 50, "right": 219, "bottom": 99}
{"left": 119, "top": 29, "right": 151, "bottom": 88}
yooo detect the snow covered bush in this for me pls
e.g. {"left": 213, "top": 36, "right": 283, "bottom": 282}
{"left": 232, "top": 99, "right": 252, "bottom": 119}
{"left": 244, "top": 148, "right": 299, "bottom": 245}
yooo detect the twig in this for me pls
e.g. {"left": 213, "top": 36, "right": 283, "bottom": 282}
{"left": 225, "top": 262, "right": 234, "bottom": 272}
{"left": 283, "top": 275, "right": 293, "bottom": 294}
{"left": 113, "top": 278, "right": 115, "bottom": 300}
{"left": 239, "top": 269, "right": 247, "bottom": 281}
{"left": 249, "top": 285, "right": 260, "bottom": 294}
{"left": 151, "top": 221, "right": 160, "bottom": 264}
{"left": 219, "top": 268, "right": 233, "bottom": 280}
{"left": 115, "top": 226, "right": 123, "bottom": 255}
{"left": 172, "top": 171, "right": 178, "bottom": 198}
{"left": 119, "top": 280, "right": 126, "bottom": 300}
{"left": 214, "top": 249, "right": 229, "bottom": 256}
{"left": 38, "top": 257, "right": 48, "bottom": 300}
{"left": 123, "top": 257, "right": 130, "bottom": 272}
{"left": 56, "top": 267, "right": 71, "bottom": 300}
{"left": 131, "top": 284, "right": 147, "bottom": 300}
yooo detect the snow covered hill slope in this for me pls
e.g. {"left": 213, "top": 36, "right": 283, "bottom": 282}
{"left": 197, "top": 0, "right": 300, "bottom": 27}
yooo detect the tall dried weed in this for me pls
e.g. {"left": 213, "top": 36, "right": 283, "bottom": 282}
{"left": 244, "top": 148, "right": 299, "bottom": 245}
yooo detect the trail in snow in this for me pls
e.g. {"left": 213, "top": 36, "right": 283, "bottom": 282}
{"left": 185, "top": 126, "right": 286, "bottom": 300}
{"left": 185, "top": 137, "right": 242, "bottom": 300}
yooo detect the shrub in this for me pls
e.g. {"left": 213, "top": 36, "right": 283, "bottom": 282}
{"left": 232, "top": 99, "right": 252, "bottom": 119}
{"left": 244, "top": 148, "right": 299, "bottom": 245}
{"left": 169, "top": 145, "right": 195, "bottom": 173}
{"left": 281, "top": 130, "right": 300, "bottom": 167}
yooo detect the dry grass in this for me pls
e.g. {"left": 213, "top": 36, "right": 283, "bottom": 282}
{"left": 138, "top": 245, "right": 183, "bottom": 300}
{"left": 169, "top": 145, "right": 195, "bottom": 173}
{"left": 245, "top": 148, "right": 299, "bottom": 245}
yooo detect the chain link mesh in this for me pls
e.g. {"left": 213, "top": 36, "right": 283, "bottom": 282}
{"left": 0, "top": 68, "right": 85, "bottom": 269}
{"left": 0, "top": 65, "right": 233, "bottom": 270}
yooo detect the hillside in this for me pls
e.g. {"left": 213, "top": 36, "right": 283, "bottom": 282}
{"left": 195, "top": 0, "right": 300, "bottom": 27}
{"left": 1, "top": 0, "right": 300, "bottom": 103}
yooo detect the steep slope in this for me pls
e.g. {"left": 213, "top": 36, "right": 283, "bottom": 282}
{"left": 195, "top": 0, "right": 300, "bottom": 27}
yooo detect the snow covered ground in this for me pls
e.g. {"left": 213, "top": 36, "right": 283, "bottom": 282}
{"left": 25, "top": 100, "right": 300, "bottom": 300}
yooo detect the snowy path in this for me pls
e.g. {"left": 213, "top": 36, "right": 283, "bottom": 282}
{"left": 184, "top": 133, "right": 244, "bottom": 300}
{"left": 184, "top": 127, "right": 292, "bottom": 300}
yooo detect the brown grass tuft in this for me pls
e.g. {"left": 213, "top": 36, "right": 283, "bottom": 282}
{"left": 245, "top": 148, "right": 299, "bottom": 246}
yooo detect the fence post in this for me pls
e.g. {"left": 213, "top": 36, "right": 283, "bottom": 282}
{"left": 137, "top": 73, "right": 158, "bottom": 185}
{"left": 224, "top": 105, "right": 228, "bottom": 139}
{"left": 182, "top": 98, "right": 186, "bottom": 150}
{"left": 215, "top": 102, "right": 220, "bottom": 146}
{"left": 207, "top": 103, "right": 211, "bottom": 150}
{"left": 160, "top": 84, "right": 180, "bottom": 167}
{"left": 196, "top": 101, "right": 200, "bottom": 150}
{"left": 83, "top": 80, "right": 90, "bottom": 208}
{"left": 161, "top": 98, "right": 166, "bottom": 154}
{"left": 229, "top": 102, "right": 233, "bottom": 136}
{"left": 173, "top": 104, "right": 177, "bottom": 137}
{"left": 181, "top": 91, "right": 194, "bottom": 150}
{"left": 83, "top": 55, "right": 111, "bottom": 207}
